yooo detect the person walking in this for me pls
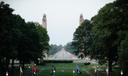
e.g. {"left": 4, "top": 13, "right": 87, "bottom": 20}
{"left": 32, "top": 64, "right": 39, "bottom": 76}
{"left": 75, "top": 64, "right": 81, "bottom": 74}
{"left": 50, "top": 65, "right": 56, "bottom": 76}
{"left": 19, "top": 66, "right": 23, "bottom": 76}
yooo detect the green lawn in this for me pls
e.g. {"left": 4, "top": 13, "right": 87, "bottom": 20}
{"left": 38, "top": 63, "right": 89, "bottom": 76}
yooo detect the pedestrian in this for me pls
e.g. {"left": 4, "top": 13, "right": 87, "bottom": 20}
{"left": 32, "top": 64, "right": 39, "bottom": 76}
{"left": 19, "top": 66, "right": 23, "bottom": 76}
{"left": 75, "top": 64, "right": 81, "bottom": 74}
{"left": 50, "top": 65, "right": 56, "bottom": 76}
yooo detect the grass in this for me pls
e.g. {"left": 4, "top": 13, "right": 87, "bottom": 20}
{"left": 38, "top": 63, "right": 89, "bottom": 76}
{"left": 85, "top": 64, "right": 121, "bottom": 76}
{"left": 7, "top": 63, "right": 121, "bottom": 76}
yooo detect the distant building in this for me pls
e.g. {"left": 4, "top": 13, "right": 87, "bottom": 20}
{"left": 78, "top": 14, "right": 85, "bottom": 59}
{"left": 42, "top": 14, "right": 48, "bottom": 59}
{"left": 79, "top": 14, "right": 84, "bottom": 25}
{"left": 42, "top": 14, "right": 47, "bottom": 29}
{"left": 48, "top": 48, "right": 78, "bottom": 60}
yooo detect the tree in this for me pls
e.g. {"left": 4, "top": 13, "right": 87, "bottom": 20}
{"left": 118, "top": 31, "right": 128, "bottom": 76}
{"left": 0, "top": 1, "right": 26, "bottom": 76}
{"left": 91, "top": 3, "right": 119, "bottom": 74}
{"left": 35, "top": 23, "right": 50, "bottom": 59}
{"left": 49, "top": 44, "right": 62, "bottom": 55}
{"left": 91, "top": 0, "right": 128, "bottom": 75}
{"left": 72, "top": 20, "right": 93, "bottom": 58}
{"left": 0, "top": 2, "right": 50, "bottom": 75}
{"left": 64, "top": 42, "right": 76, "bottom": 54}
{"left": 17, "top": 22, "right": 49, "bottom": 65}
{"left": 115, "top": 0, "right": 128, "bottom": 75}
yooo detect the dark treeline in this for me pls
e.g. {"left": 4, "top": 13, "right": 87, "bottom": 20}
{"left": 0, "top": 1, "right": 49, "bottom": 76}
{"left": 72, "top": 0, "right": 128, "bottom": 76}
{"left": 49, "top": 44, "right": 63, "bottom": 55}
{"left": 64, "top": 42, "right": 77, "bottom": 54}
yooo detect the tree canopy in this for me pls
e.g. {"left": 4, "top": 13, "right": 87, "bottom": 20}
{"left": 49, "top": 44, "right": 62, "bottom": 55}
{"left": 0, "top": 1, "right": 49, "bottom": 75}
{"left": 72, "top": 20, "right": 93, "bottom": 57}
{"left": 72, "top": 0, "right": 128, "bottom": 75}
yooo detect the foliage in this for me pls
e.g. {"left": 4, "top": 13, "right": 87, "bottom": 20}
{"left": 118, "top": 32, "right": 128, "bottom": 76}
{"left": 49, "top": 44, "right": 62, "bottom": 55}
{"left": 72, "top": 0, "right": 128, "bottom": 75}
{"left": 64, "top": 42, "right": 76, "bottom": 54}
{"left": 0, "top": 1, "right": 49, "bottom": 75}
{"left": 115, "top": 0, "right": 128, "bottom": 75}
{"left": 72, "top": 20, "right": 93, "bottom": 56}
{"left": 17, "top": 22, "right": 49, "bottom": 63}
{"left": 91, "top": 0, "right": 128, "bottom": 74}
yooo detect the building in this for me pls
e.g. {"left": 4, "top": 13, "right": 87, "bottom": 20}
{"left": 79, "top": 14, "right": 84, "bottom": 25}
{"left": 42, "top": 14, "right": 48, "bottom": 59}
{"left": 42, "top": 14, "right": 47, "bottom": 29}
{"left": 48, "top": 48, "right": 78, "bottom": 60}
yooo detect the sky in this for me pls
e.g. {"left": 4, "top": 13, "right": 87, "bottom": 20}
{"left": 3, "top": 0, "right": 115, "bottom": 45}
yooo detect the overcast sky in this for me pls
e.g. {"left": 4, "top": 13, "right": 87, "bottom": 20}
{"left": 3, "top": 0, "right": 115, "bottom": 45}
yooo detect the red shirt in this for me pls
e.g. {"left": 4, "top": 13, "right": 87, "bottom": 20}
{"left": 32, "top": 66, "right": 38, "bottom": 73}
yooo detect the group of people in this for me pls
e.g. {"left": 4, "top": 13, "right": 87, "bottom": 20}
{"left": 19, "top": 64, "right": 81, "bottom": 76}
{"left": 50, "top": 64, "right": 82, "bottom": 75}
{"left": 19, "top": 64, "right": 39, "bottom": 76}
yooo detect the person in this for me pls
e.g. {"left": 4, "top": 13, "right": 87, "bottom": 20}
{"left": 50, "top": 65, "right": 56, "bottom": 76}
{"left": 19, "top": 66, "right": 23, "bottom": 76}
{"left": 75, "top": 64, "right": 81, "bottom": 74}
{"left": 32, "top": 64, "right": 39, "bottom": 76}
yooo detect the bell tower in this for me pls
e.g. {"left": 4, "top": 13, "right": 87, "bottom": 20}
{"left": 79, "top": 14, "right": 84, "bottom": 25}
{"left": 42, "top": 14, "right": 47, "bottom": 29}
{"left": 42, "top": 14, "right": 48, "bottom": 59}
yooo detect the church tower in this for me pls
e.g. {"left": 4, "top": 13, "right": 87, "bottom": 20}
{"left": 78, "top": 14, "right": 85, "bottom": 59}
{"left": 42, "top": 14, "right": 48, "bottom": 59}
{"left": 79, "top": 14, "right": 84, "bottom": 25}
{"left": 42, "top": 14, "right": 47, "bottom": 29}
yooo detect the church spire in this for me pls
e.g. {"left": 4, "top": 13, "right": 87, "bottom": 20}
{"left": 42, "top": 14, "right": 47, "bottom": 29}
{"left": 79, "top": 14, "right": 84, "bottom": 25}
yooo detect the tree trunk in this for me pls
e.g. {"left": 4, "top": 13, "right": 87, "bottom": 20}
{"left": 0, "top": 58, "right": 6, "bottom": 76}
{"left": 122, "top": 63, "right": 128, "bottom": 76}
{"left": 11, "top": 59, "right": 15, "bottom": 76}
{"left": 20, "top": 60, "right": 25, "bottom": 69}
{"left": 6, "top": 58, "right": 10, "bottom": 76}
{"left": 11, "top": 59, "right": 14, "bottom": 68}
{"left": 108, "top": 58, "right": 112, "bottom": 76}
